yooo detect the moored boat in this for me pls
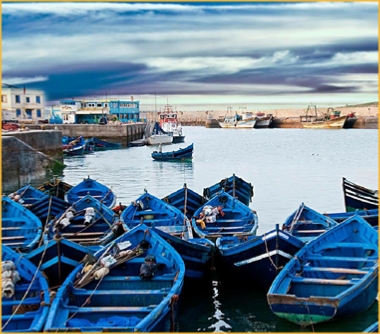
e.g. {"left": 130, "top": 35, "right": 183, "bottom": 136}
{"left": 219, "top": 112, "right": 257, "bottom": 128}
{"left": 145, "top": 122, "right": 173, "bottom": 145}
{"left": 254, "top": 113, "right": 274, "bottom": 128}
{"left": 191, "top": 190, "right": 259, "bottom": 243}
{"left": 37, "top": 177, "right": 73, "bottom": 200}
{"left": 43, "top": 224, "right": 185, "bottom": 332}
{"left": 158, "top": 103, "right": 186, "bottom": 143}
{"left": 203, "top": 173, "right": 254, "bottom": 206}
{"left": 2, "top": 245, "right": 50, "bottom": 332}
{"left": 216, "top": 224, "right": 304, "bottom": 288}
{"left": 267, "top": 215, "right": 378, "bottom": 326}
{"left": 2, "top": 196, "right": 43, "bottom": 253}
{"left": 121, "top": 190, "right": 215, "bottom": 280}
{"left": 86, "top": 137, "right": 122, "bottom": 150}
{"left": 65, "top": 176, "right": 117, "bottom": 208}
{"left": 151, "top": 143, "right": 193, "bottom": 161}
{"left": 7, "top": 184, "right": 48, "bottom": 207}
{"left": 62, "top": 136, "right": 86, "bottom": 155}
{"left": 342, "top": 177, "right": 378, "bottom": 212}
{"left": 324, "top": 208, "right": 378, "bottom": 228}
{"left": 300, "top": 104, "right": 348, "bottom": 129}
{"left": 282, "top": 202, "right": 337, "bottom": 243}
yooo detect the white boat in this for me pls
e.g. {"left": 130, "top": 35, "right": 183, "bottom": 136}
{"left": 145, "top": 121, "right": 173, "bottom": 145}
{"left": 158, "top": 104, "right": 185, "bottom": 143}
{"left": 219, "top": 113, "right": 257, "bottom": 128}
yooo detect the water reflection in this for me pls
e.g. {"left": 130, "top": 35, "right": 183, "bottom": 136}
{"left": 208, "top": 280, "right": 232, "bottom": 332}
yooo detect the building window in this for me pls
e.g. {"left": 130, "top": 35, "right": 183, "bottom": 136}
{"left": 26, "top": 97, "right": 30, "bottom": 103}
{"left": 16, "top": 109, "right": 21, "bottom": 117}
{"left": 15, "top": 95, "right": 20, "bottom": 103}
{"left": 37, "top": 109, "right": 41, "bottom": 117}
{"left": 36, "top": 96, "right": 41, "bottom": 103}
{"left": 1, "top": 95, "right": 7, "bottom": 103}
{"left": 26, "top": 110, "right": 32, "bottom": 119}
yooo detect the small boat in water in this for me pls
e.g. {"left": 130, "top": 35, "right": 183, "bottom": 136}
{"left": 2, "top": 245, "right": 50, "bottom": 332}
{"left": 44, "top": 224, "right": 185, "bottom": 332}
{"left": 121, "top": 190, "right": 215, "bottom": 280}
{"left": 191, "top": 190, "right": 259, "bottom": 243}
{"left": 86, "top": 137, "right": 122, "bottom": 150}
{"left": 151, "top": 143, "right": 193, "bottom": 161}
{"left": 282, "top": 202, "right": 337, "bottom": 243}
{"left": 162, "top": 183, "right": 206, "bottom": 219}
{"left": 267, "top": 215, "right": 379, "bottom": 326}
{"left": 254, "top": 112, "right": 274, "bottom": 128}
{"left": 2, "top": 196, "right": 43, "bottom": 253}
{"left": 203, "top": 173, "right": 254, "bottom": 206}
{"left": 158, "top": 103, "right": 186, "bottom": 143}
{"left": 46, "top": 194, "right": 126, "bottom": 250}
{"left": 145, "top": 122, "right": 173, "bottom": 145}
{"left": 65, "top": 176, "right": 117, "bottom": 208}
{"left": 62, "top": 136, "right": 86, "bottom": 155}
{"left": 216, "top": 224, "right": 304, "bottom": 288}
{"left": 342, "top": 177, "right": 378, "bottom": 212}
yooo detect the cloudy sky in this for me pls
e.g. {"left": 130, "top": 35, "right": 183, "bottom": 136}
{"left": 2, "top": 2, "right": 378, "bottom": 110}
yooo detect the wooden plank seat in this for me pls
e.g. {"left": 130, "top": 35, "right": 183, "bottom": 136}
{"left": 70, "top": 305, "right": 158, "bottom": 313}
{"left": 302, "top": 267, "right": 368, "bottom": 275}
{"left": 97, "top": 274, "right": 176, "bottom": 282}
{"left": 73, "top": 288, "right": 170, "bottom": 296}
{"left": 291, "top": 277, "right": 354, "bottom": 285}
{"left": 2, "top": 226, "right": 41, "bottom": 231}
{"left": 294, "top": 229, "right": 327, "bottom": 234}
{"left": 62, "top": 232, "right": 106, "bottom": 237}
{"left": 320, "top": 242, "right": 376, "bottom": 250}
{"left": 2, "top": 235, "right": 27, "bottom": 240}
{"left": 307, "top": 255, "right": 378, "bottom": 262}
{"left": 133, "top": 211, "right": 167, "bottom": 216}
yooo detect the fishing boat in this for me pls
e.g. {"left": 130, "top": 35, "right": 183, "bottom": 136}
{"left": 45, "top": 194, "right": 127, "bottom": 250}
{"left": 364, "top": 321, "right": 379, "bottom": 332}
{"left": 267, "top": 215, "right": 378, "bottom": 327}
{"left": 62, "top": 136, "right": 86, "bottom": 155}
{"left": 120, "top": 190, "right": 215, "bottom": 280}
{"left": 203, "top": 173, "right": 254, "bottom": 206}
{"left": 300, "top": 104, "right": 348, "bottom": 129}
{"left": 324, "top": 208, "right": 378, "bottom": 228}
{"left": 151, "top": 143, "right": 193, "bottom": 161}
{"left": 7, "top": 184, "right": 48, "bottom": 207}
{"left": 145, "top": 122, "right": 173, "bottom": 145}
{"left": 44, "top": 224, "right": 185, "bottom": 332}
{"left": 86, "top": 137, "right": 122, "bottom": 150}
{"left": 343, "top": 112, "right": 357, "bottom": 128}
{"left": 2, "top": 196, "right": 43, "bottom": 253}
{"left": 191, "top": 190, "right": 259, "bottom": 243}
{"left": 65, "top": 176, "right": 117, "bottom": 208}
{"left": 158, "top": 103, "right": 185, "bottom": 143}
{"left": 216, "top": 224, "right": 304, "bottom": 288}
{"left": 342, "top": 177, "right": 378, "bottom": 212}
{"left": 37, "top": 177, "right": 73, "bottom": 200}
{"left": 162, "top": 183, "right": 206, "bottom": 219}
{"left": 282, "top": 202, "right": 337, "bottom": 243}
{"left": 219, "top": 111, "right": 257, "bottom": 128}
{"left": 254, "top": 113, "right": 274, "bottom": 128}
{"left": 2, "top": 245, "right": 50, "bottom": 332}
{"left": 25, "top": 238, "right": 95, "bottom": 290}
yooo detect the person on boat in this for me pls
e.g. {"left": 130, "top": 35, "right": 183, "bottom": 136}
{"left": 158, "top": 144, "right": 162, "bottom": 153}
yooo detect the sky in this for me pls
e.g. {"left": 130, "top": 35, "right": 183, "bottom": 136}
{"left": 1, "top": 2, "right": 378, "bottom": 111}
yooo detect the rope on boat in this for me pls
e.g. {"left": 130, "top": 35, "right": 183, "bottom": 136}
{"left": 2, "top": 236, "right": 50, "bottom": 331}
{"left": 263, "top": 232, "right": 281, "bottom": 271}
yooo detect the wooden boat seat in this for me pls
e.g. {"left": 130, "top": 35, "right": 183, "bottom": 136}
{"left": 62, "top": 232, "right": 106, "bottom": 237}
{"left": 73, "top": 288, "right": 169, "bottom": 296}
{"left": 95, "top": 274, "right": 176, "bottom": 282}
{"left": 307, "top": 255, "right": 377, "bottom": 262}
{"left": 302, "top": 267, "right": 368, "bottom": 275}
{"left": 320, "top": 242, "right": 376, "bottom": 250}
{"left": 2, "top": 226, "right": 40, "bottom": 231}
{"left": 291, "top": 277, "right": 354, "bottom": 285}
{"left": 2, "top": 235, "right": 26, "bottom": 240}
{"left": 134, "top": 211, "right": 167, "bottom": 216}
{"left": 72, "top": 305, "right": 158, "bottom": 313}
{"left": 295, "top": 229, "right": 326, "bottom": 234}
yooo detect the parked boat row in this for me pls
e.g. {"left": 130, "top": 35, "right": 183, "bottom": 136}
{"left": 62, "top": 136, "right": 121, "bottom": 156}
{"left": 2, "top": 176, "right": 378, "bottom": 331}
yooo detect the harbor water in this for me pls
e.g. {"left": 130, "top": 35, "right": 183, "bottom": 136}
{"left": 5, "top": 127, "right": 378, "bottom": 332}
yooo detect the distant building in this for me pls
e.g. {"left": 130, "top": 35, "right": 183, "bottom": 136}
{"left": 1, "top": 84, "right": 46, "bottom": 122}
{"left": 58, "top": 96, "right": 140, "bottom": 124}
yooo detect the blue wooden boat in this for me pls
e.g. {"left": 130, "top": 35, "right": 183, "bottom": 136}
{"left": 216, "top": 224, "right": 304, "bottom": 288}
{"left": 267, "top": 215, "right": 378, "bottom": 326}
{"left": 364, "top": 321, "right": 379, "bottom": 332}
{"left": 25, "top": 238, "right": 95, "bottom": 290}
{"left": 324, "top": 208, "right": 378, "bottom": 228}
{"left": 44, "top": 224, "right": 185, "bottom": 332}
{"left": 151, "top": 143, "right": 193, "bottom": 161}
{"left": 282, "top": 202, "right": 338, "bottom": 243}
{"left": 121, "top": 190, "right": 215, "bottom": 280}
{"left": 65, "top": 176, "right": 117, "bottom": 208}
{"left": 62, "top": 136, "right": 86, "bottom": 156}
{"left": 203, "top": 173, "right": 254, "bottom": 206}
{"left": 2, "top": 245, "right": 50, "bottom": 332}
{"left": 343, "top": 177, "right": 378, "bottom": 212}
{"left": 86, "top": 137, "right": 122, "bottom": 150}
{"left": 8, "top": 184, "right": 48, "bottom": 207}
{"left": 191, "top": 190, "right": 259, "bottom": 243}
{"left": 46, "top": 194, "right": 127, "bottom": 250}
{"left": 162, "top": 183, "right": 206, "bottom": 219}
{"left": 2, "top": 196, "right": 43, "bottom": 253}
{"left": 37, "top": 178, "right": 73, "bottom": 200}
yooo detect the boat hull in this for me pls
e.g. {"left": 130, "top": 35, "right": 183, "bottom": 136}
{"left": 254, "top": 115, "right": 273, "bottom": 128}
{"left": 146, "top": 134, "right": 173, "bottom": 145}
{"left": 301, "top": 115, "right": 348, "bottom": 129}
{"left": 219, "top": 119, "right": 257, "bottom": 128}
{"left": 343, "top": 177, "right": 378, "bottom": 212}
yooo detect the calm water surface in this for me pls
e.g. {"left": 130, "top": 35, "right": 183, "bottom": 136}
{"left": 9, "top": 127, "right": 379, "bottom": 332}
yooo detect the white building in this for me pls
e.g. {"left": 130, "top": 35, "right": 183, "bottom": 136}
{"left": 1, "top": 85, "right": 46, "bottom": 122}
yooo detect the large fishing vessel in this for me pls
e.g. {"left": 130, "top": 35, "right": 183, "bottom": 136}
{"left": 158, "top": 104, "right": 185, "bottom": 143}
